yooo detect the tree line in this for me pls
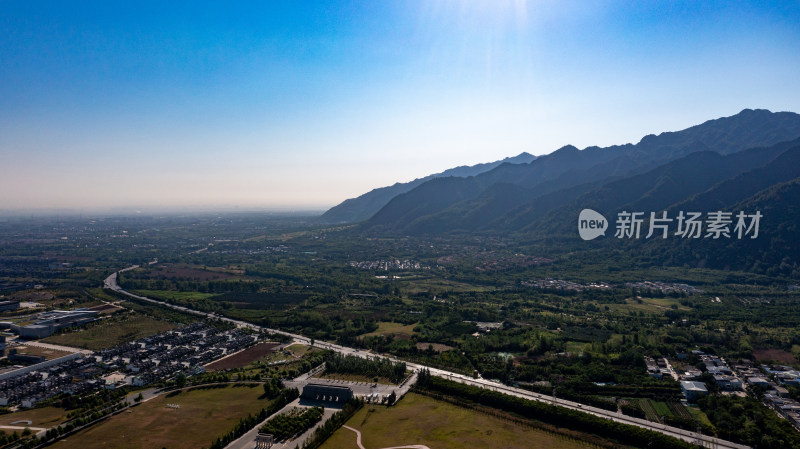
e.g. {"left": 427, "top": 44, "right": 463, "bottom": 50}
{"left": 324, "top": 352, "right": 407, "bottom": 384}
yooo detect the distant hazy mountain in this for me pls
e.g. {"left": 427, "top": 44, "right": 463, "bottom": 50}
{"left": 363, "top": 109, "right": 800, "bottom": 234}
{"left": 320, "top": 152, "right": 536, "bottom": 224}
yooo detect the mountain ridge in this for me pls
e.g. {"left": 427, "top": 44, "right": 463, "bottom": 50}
{"left": 319, "top": 152, "right": 537, "bottom": 224}
{"left": 363, "top": 109, "right": 800, "bottom": 234}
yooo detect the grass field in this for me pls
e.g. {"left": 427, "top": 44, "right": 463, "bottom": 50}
{"left": 688, "top": 406, "right": 715, "bottom": 430}
{"left": 565, "top": 341, "right": 591, "bottom": 355}
{"left": 52, "top": 384, "right": 269, "bottom": 449}
{"left": 608, "top": 297, "right": 690, "bottom": 314}
{"left": 651, "top": 400, "right": 673, "bottom": 418}
{"left": 286, "top": 343, "right": 311, "bottom": 357}
{"left": 42, "top": 313, "right": 177, "bottom": 350}
{"left": 320, "top": 393, "right": 598, "bottom": 449}
{"left": 140, "top": 265, "right": 237, "bottom": 281}
{"left": 0, "top": 407, "right": 67, "bottom": 428}
{"left": 86, "top": 288, "right": 122, "bottom": 303}
{"left": 399, "top": 278, "right": 495, "bottom": 294}
{"left": 361, "top": 322, "right": 417, "bottom": 339}
{"left": 132, "top": 290, "right": 217, "bottom": 303}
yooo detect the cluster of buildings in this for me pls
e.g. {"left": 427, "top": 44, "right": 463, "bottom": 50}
{"left": 349, "top": 259, "right": 428, "bottom": 271}
{"left": 0, "top": 309, "right": 99, "bottom": 339}
{"left": 680, "top": 381, "right": 708, "bottom": 403}
{"left": 0, "top": 300, "right": 20, "bottom": 312}
{"left": 676, "top": 352, "right": 800, "bottom": 429}
{"left": 645, "top": 356, "right": 676, "bottom": 380}
{"left": 677, "top": 352, "right": 742, "bottom": 403}
{"left": 521, "top": 279, "right": 701, "bottom": 294}
{"left": 700, "top": 353, "right": 742, "bottom": 391}
{"left": 737, "top": 362, "right": 800, "bottom": 428}
{"left": 0, "top": 353, "right": 99, "bottom": 408}
{"left": 98, "top": 323, "right": 258, "bottom": 388}
{"left": 624, "top": 281, "right": 702, "bottom": 295}
{"left": 521, "top": 278, "right": 611, "bottom": 291}
{"left": 0, "top": 323, "right": 259, "bottom": 408}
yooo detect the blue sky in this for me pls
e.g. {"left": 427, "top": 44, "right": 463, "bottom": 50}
{"left": 1, "top": 1, "right": 799, "bottom": 212}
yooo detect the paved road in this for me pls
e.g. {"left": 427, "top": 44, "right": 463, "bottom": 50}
{"left": 224, "top": 398, "right": 337, "bottom": 449}
{"left": 104, "top": 268, "right": 750, "bottom": 449}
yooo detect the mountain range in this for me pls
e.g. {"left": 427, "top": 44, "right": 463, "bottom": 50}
{"left": 352, "top": 109, "right": 800, "bottom": 236}
{"left": 320, "top": 152, "right": 536, "bottom": 224}
{"left": 321, "top": 108, "right": 800, "bottom": 273}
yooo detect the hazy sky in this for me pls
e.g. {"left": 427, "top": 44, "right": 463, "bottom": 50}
{"left": 2, "top": 1, "right": 799, "bottom": 212}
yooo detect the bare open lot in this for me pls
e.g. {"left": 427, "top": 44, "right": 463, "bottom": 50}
{"left": 11, "top": 345, "right": 72, "bottom": 360}
{"left": 205, "top": 342, "right": 281, "bottom": 371}
{"left": 754, "top": 348, "right": 797, "bottom": 364}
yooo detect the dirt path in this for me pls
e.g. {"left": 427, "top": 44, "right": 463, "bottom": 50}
{"left": 343, "top": 425, "right": 431, "bottom": 449}
{"left": 17, "top": 340, "right": 93, "bottom": 355}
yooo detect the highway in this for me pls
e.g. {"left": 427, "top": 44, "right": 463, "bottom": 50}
{"left": 104, "top": 268, "right": 750, "bottom": 449}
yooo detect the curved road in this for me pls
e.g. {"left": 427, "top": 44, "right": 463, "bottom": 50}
{"left": 104, "top": 268, "right": 749, "bottom": 449}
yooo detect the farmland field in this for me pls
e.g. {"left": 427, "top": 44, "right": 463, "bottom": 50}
{"left": 139, "top": 265, "right": 237, "bottom": 281}
{"left": 638, "top": 398, "right": 659, "bottom": 422}
{"left": 51, "top": 384, "right": 269, "bottom": 449}
{"left": 360, "top": 321, "right": 417, "bottom": 339}
{"left": 651, "top": 400, "right": 673, "bottom": 418}
{"left": 42, "top": 313, "right": 177, "bottom": 350}
{"left": 205, "top": 342, "right": 281, "bottom": 371}
{"left": 320, "top": 393, "right": 599, "bottom": 449}
{"left": 131, "top": 289, "right": 217, "bottom": 303}
{"left": 753, "top": 348, "right": 797, "bottom": 364}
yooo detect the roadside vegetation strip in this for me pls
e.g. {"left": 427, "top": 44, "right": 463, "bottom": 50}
{"left": 324, "top": 352, "right": 407, "bottom": 384}
{"left": 259, "top": 406, "right": 324, "bottom": 441}
{"left": 417, "top": 374, "right": 696, "bottom": 449}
